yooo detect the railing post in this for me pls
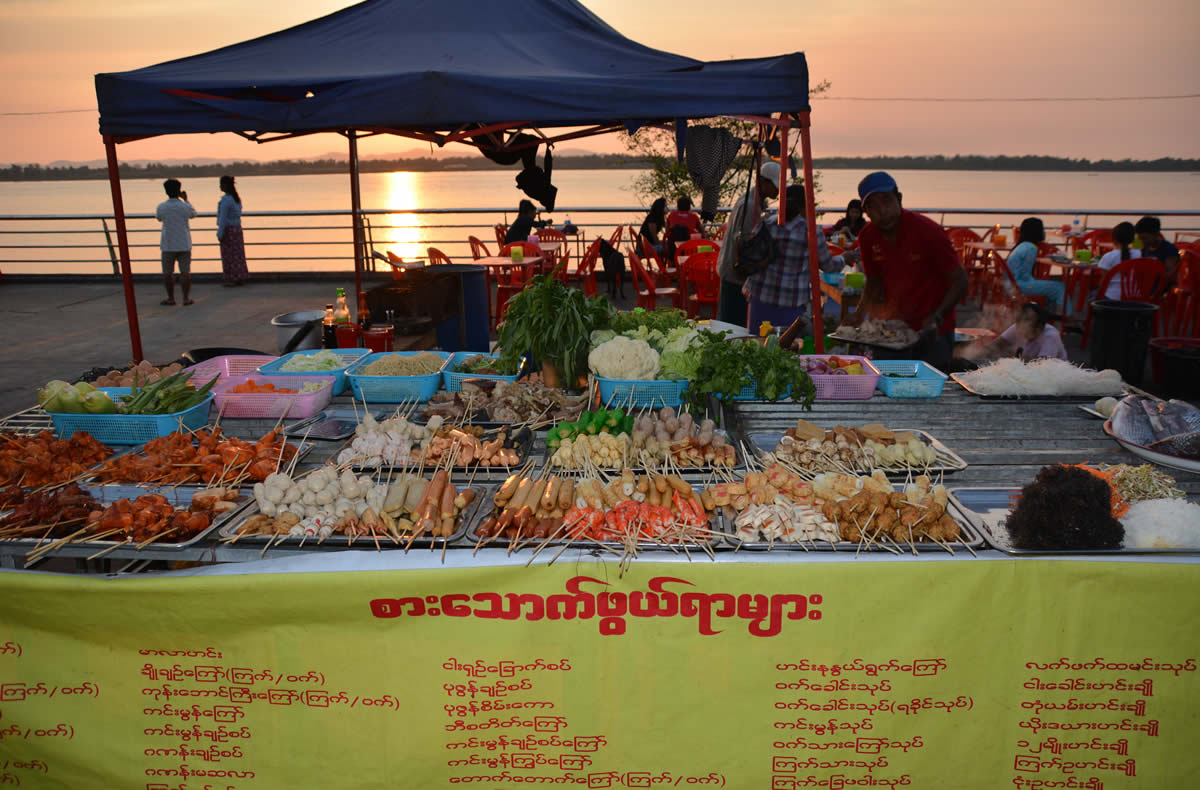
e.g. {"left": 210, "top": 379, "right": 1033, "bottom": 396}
{"left": 101, "top": 218, "right": 119, "bottom": 275}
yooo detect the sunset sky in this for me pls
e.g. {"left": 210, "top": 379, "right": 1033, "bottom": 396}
{"left": 1, "top": 0, "right": 1197, "bottom": 165}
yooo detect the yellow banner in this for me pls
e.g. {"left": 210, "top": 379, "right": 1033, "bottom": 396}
{"left": 0, "top": 560, "right": 1197, "bottom": 789}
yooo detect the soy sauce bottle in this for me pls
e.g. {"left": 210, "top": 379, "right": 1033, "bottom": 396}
{"left": 322, "top": 304, "right": 337, "bottom": 348}
{"left": 358, "top": 293, "right": 372, "bottom": 332}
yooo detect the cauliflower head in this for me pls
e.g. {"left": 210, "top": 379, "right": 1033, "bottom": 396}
{"left": 588, "top": 336, "right": 661, "bottom": 380}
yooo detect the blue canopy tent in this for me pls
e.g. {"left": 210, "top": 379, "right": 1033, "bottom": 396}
{"left": 95, "top": 0, "right": 821, "bottom": 359}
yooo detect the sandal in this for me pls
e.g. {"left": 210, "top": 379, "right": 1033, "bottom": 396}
{"left": 160, "top": 299, "right": 176, "bottom": 306}
{"left": 183, "top": 299, "right": 195, "bottom": 306}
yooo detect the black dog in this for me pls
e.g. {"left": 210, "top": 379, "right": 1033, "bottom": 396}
{"left": 598, "top": 239, "right": 626, "bottom": 299}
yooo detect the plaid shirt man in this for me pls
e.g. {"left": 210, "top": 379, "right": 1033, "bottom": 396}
{"left": 742, "top": 210, "right": 835, "bottom": 308}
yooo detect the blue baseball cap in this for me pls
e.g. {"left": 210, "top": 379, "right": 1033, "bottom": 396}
{"left": 857, "top": 171, "right": 898, "bottom": 202}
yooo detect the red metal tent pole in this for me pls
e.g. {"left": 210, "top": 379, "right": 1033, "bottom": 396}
{"left": 103, "top": 135, "right": 144, "bottom": 362}
{"left": 348, "top": 131, "right": 364, "bottom": 310}
{"left": 797, "top": 112, "right": 825, "bottom": 354}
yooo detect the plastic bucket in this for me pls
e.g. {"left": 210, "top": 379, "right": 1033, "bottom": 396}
{"left": 1149, "top": 337, "right": 1200, "bottom": 397}
{"left": 1088, "top": 300, "right": 1157, "bottom": 387}
{"left": 270, "top": 311, "right": 325, "bottom": 354}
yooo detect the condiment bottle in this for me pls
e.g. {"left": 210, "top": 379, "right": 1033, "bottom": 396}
{"left": 322, "top": 304, "right": 337, "bottom": 348}
{"left": 333, "top": 287, "right": 351, "bottom": 324}
{"left": 358, "top": 293, "right": 372, "bottom": 332}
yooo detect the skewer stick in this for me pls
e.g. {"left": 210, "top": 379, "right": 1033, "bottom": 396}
{"left": 86, "top": 538, "right": 132, "bottom": 561}
{"left": 136, "top": 528, "right": 178, "bottom": 550}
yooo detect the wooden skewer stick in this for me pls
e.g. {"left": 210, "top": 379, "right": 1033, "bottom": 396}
{"left": 86, "top": 538, "right": 132, "bottom": 561}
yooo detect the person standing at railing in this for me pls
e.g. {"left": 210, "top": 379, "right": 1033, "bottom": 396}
{"left": 155, "top": 178, "right": 196, "bottom": 306}
{"left": 217, "top": 175, "right": 249, "bottom": 287}
{"left": 845, "top": 171, "right": 967, "bottom": 368}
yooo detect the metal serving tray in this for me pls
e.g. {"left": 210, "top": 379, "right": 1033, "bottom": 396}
{"left": 746, "top": 427, "right": 968, "bottom": 475}
{"left": 827, "top": 331, "right": 918, "bottom": 352}
{"left": 950, "top": 373, "right": 1122, "bottom": 401}
{"left": 285, "top": 408, "right": 388, "bottom": 441}
{"left": 721, "top": 485, "right": 985, "bottom": 553}
{"left": 217, "top": 484, "right": 488, "bottom": 549}
{"left": 542, "top": 428, "right": 742, "bottom": 476}
{"left": 4, "top": 484, "right": 251, "bottom": 550}
{"left": 349, "top": 427, "right": 534, "bottom": 483}
{"left": 950, "top": 487, "right": 1199, "bottom": 555}
{"left": 464, "top": 482, "right": 727, "bottom": 553}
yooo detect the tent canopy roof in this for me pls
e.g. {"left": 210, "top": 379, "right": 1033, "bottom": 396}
{"left": 95, "top": 0, "right": 809, "bottom": 139}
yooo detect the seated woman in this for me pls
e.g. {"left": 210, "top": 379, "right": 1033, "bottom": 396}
{"left": 1096, "top": 221, "right": 1141, "bottom": 299}
{"left": 1006, "top": 218, "right": 1065, "bottom": 313}
{"left": 981, "top": 302, "right": 1069, "bottom": 362}
{"left": 639, "top": 198, "right": 667, "bottom": 257}
{"left": 828, "top": 199, "right": 866, "bottom": 241}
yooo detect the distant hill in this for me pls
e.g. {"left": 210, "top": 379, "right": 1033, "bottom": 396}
{"left": 2, "top": 154, "right": 1197, "bottom": 181}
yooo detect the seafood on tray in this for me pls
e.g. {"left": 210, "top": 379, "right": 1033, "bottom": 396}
{"left": 1109, "top": 396, "right": 1200, "bottom": 459}
{"left": 93, "top": 428, "right": 301, "bottom": 485}
{"left": 704, "top": 465, "right": 965, "bottom": 552}
{"left": 474, "top": 470, "right": 713, "bottom": 554}
{"left": 239, "top": 467, "right": 474, "bottom": 542}
{"left": 334, "top": 413, "right": 526, "bottom": 469}
{"left": 421, "top": 378, "right": 587, "bottom": 424}
{"left": 834, "top": 319, "right": 918, "bottom": 348}
{"left": 772, "top": 420, "right": 940, "bottom": 472}
{"left": 0, "top": 430, "right": 113, "bottom": 487}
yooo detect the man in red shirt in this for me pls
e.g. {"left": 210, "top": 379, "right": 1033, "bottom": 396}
{"left": 666, "top": 196, "right": 704, "bottom": 241}
{"left": 845, "top": 172, "right": 967, "bottom": 366}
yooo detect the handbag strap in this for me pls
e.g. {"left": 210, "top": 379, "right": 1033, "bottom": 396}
{"left": 737, "top": 143, "right": 763, "bottom": 243}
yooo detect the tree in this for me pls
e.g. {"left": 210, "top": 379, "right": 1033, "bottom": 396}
{"left": 621, "top": 80, "right": 831, "bottom": 211}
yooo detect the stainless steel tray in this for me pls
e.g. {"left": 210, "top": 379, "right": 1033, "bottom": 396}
{"left": 950, "top": 372, "right": 1122, "bottom": 401}
{"left": 217, "top": 484, "right": 488, "bottom": 548}
{"left": 285, "top": 408, "right": 388, "bottom": 441}
{"left": 747, "top": 427, "right": 968, "bottom": 475}
{"left": 950, "top": 487, "right": 1199, "bottom": 555}
{"left": 722, "top": 486, "right": 985, "bottom": 553}
{"left": 3, "top": 484, "right": 251, "bottom": 550}
{"left": 350, "top": 429, "right": 533, "bottom": 482}
{"left": 87, "top": 440, "right": 316, "bottom": 486}
{"left": 464, "top": 484, "right": 727, "bottom": 553}
{"left": 542, "top": 429, "right": 742, "bottom": 475}
{"left": 827, "top": 331, "right": 917, "bottom": 351}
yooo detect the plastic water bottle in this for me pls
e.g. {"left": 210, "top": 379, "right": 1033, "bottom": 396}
{"left": 1071, "top": 215, "right": 1081, "bottom": 236}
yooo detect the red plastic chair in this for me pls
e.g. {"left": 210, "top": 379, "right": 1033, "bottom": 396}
{"left": 947, "top": 227, "right": 986, "bottom": 302}
{"left": 628, "top": 249, "right": 682, "bottom": 311}
{"left": 535, "top": 227, "right": 569, "bottom": 279}
{"left": 577, "top": 238, "right": 603, "bottom": 298}
{"left": 608, "top": 225, "right": 625, "bottom": 251}
{"left": 637, "top": 235, "right": 677, "bottom": 288}
{"left": 494, "top": 224, "right": 508, "bottom": 248}
{"left": 493, "top": 253, "right": 536, "bottom": 325}
{"left": 1080, "top": 229, "right": 1113, "bottom": 257}
{"left": 427, "top": 247, "right": 452, "bottom": 266}
{"left": 983, "top": 251, "right": 1048, "bottom": 314}
{"left": 681, "top": 252, "right": 720, "bottom": 318}
{"left": 673, "top": 239, "right": 721, "bottom": 270}
{"left": 499, "top": 241, "right": 540, "bottom": 260}
{"left": 1159, "top": 250, "right": 1198, "bottom": 336}
{"left": 385, "top": 250, "right": 409, "bottom": 281}
{"left": 468, "top": 236, "right": 491, "bottom": 260}
{"left": 714, "top": 222, "right": 728, "bottom": 241}
{"left": 1082, "top": 258, "right": 1167, "bottom": 347}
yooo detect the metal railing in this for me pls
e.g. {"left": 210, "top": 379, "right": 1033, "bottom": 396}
{"left": 2, "top": 207, "right": 1198, "bottom": 276}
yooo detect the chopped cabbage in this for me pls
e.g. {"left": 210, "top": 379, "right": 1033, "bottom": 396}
{"left": 588, "top": 337, "right": 660, "bottom": 380}
{"left": 280, "top": 349, "right": 342, "bottom": 372}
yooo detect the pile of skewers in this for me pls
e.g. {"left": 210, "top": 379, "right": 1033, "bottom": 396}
{"left": 334, "top": 403, "right": 529, "bottom": 470}
{"left": 548, "top": 406, "right": 736, "bottom": 470}
{"left": 473, "top": 465, "right": 718, "bottom": 573}
{"left": 0, "top": 484, "right": 242, "bottom": 565}
{"left": 771, "top": 420, "right": 942, "bottom": 474}
{"left": 0, "top": 430, "right": 113, "bottom": 487}
{"left": 92, "top": 426, "right": 301, "bottom": 485}
{"left": 701, "top": 445, "right": 974, "bottom": 555}
{"left": 228, "top": 443, "right": 481, "bottom": 554}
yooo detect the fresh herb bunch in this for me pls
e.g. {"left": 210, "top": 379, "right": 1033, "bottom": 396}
{"left": 684, "top": 333, "right": 815, "bottom": 413}
{"left": 606, "top": 308, "right": 689, "bottom": 335}
{"left": 496, "top": 276, "right": 612, "bottom": 386}
{"left": 119, "top": 370, "right": 218, "bottom": 414}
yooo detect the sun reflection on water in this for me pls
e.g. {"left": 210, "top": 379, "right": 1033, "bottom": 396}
{"left": 382, "top": 171, "right": 423, "bottom": 261}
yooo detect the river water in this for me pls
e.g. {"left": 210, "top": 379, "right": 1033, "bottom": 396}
{"left": 1, "top": 169, "right": 1197, "bottom": 274}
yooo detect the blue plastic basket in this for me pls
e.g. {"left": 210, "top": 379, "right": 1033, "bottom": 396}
{"left": 872, "top": 361, "right": 948, "bottom": 399}
{"left": 442, "top": 351, "right": 521, "bottom": 393}
{"left": 595, "top": 377, "right": 688, "bottom": 408}
{"left": 47, "top": 387, "right": 213, "bottom": 445}
{"left": 346, "top": 351, "right": 452, "bottom": 403}
{"left": 256, "top": 348, "right": 369, "bottom": 396}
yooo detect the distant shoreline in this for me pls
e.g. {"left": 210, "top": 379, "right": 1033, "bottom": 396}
{"left": 3, "top": 154, "right": 1198, "bottom": 181}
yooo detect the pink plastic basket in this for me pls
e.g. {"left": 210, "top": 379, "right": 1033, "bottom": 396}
{"left": 795, "top": 355, "right": 881, "bottom": 400}
{"left": 183, "top": 355, "right": 278, "bottom": 385}
{"left": 211, "top": 375, "right": 335, "bottom": 420}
